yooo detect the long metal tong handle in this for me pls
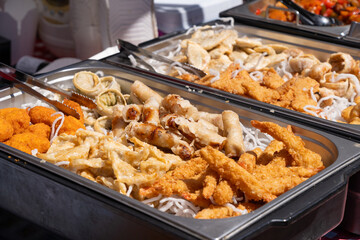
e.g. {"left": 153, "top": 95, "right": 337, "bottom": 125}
{"left": 0, "top": 69, "right": 81, "bottom": 119}
{"left": 0, "top": 63, "right": 97, "bottom": 109}
{"left": 116, "top": 39, "right": 207, "bottom": 78}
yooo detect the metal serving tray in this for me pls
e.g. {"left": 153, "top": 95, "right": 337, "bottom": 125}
{"left": 1, "top": 60, "right": 360, "bottom": 240}
{"left": 103, "top": 21, "right": 360, "bottom": 142}
{"left": 219, "top": 0, "right": 360, "bottom": 49}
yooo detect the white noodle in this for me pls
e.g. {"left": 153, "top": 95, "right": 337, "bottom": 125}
{"left": 126, "top": 185, "right": 133, "bottom": 197}
{"left": 50, "top": 112, "right": 65, "bottom": 143}
{"left": 310, "top": 87, "right": 318, "bottom": 103}
{"left": 55, "top": 161, "right": 70, "bottom": 166}
{"left": 31, "top": 149, "right": 38, "bottom": 156}
{"left": 142, "top": 194, "right": 163, "bottom": 204}
{"left": 225, "top": 203, "right": 248, "bottom": 215}
{"left": 249, "top": 71, "right": 263, "bottom": 82}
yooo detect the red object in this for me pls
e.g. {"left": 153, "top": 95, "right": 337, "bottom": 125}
{"left": 323, "top": 0, "right": 336, "bottom": 9}
{"left": 255, "top": 8, "right": 262, "bottom": 15}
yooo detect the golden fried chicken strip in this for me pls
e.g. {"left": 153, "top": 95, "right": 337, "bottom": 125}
{"left": 202, "top": 170, "right": 218, "bottom": 199}
{"left": 240, "top": 71, "right": 280, "bottom": 104}
{"left": 251, "top": 120, "right": 324, "bottom": 170}
{"left": 210, "top": 66, "right": 247, "bottom": 95}
{"left": 257, "top": 140, "right": 284, "bottom": 165}
{"left": 237, "top": 150, "right": 259, "bottom": 173}
{"left": 252, "top": 163, "right": 308, "bottom": 196}
{"left": 125, "top": 121, "right": 194, "bottom": 159}
{"left": 222, "top": 110, "right": 245, "bottom": 158}
{"left": 275, "top": 77, "right": 319, "bottom": 112}
{"left": 200, "top": 146, "right": 277, "bottom": 202}
{"left": 139, "top": 157, "right": 208, "bottom": 198}
{"left": 213, "top": 180, "right": 234, "bottom": 205}
{"left": 195, "top": 205, "right": 237, "bottom": 219}
{"left": 262, "top": 68, "right": 285, "bottom": 89}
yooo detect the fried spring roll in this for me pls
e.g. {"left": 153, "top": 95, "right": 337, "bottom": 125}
{"left": 143, "top": 96, "right": 160, "bottom": 125}
{"left": 122, "top": 104, "right": 142, "bottom": 122}
{"left": 161, "top": 94, "right": 199, "bottom": 119}
{"left": 222, "top": 110, "right": 245, "bottom": 158}
{"left": 130, "top": 80, "right": 163, "bottom": 104}
{"left": 125, "top": 121, "right": 194, "bottom": 159}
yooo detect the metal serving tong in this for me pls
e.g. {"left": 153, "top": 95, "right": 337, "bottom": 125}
{"left": 0, "top": 63, "right": 97, "bottom": 119}
{"left": 117, "top": 39, "right": 207, "bottom": 78}
{"left": 280, "top": 0, "right": 342, "bottom": 26}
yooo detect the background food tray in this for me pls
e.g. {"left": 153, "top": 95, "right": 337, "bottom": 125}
{"left": 103, "top": 21, "right": 360, "bottom": 142}
{"left": 1, "top": 60, "right": 360, "bottom": 239}
{"left": 219, "top": 0, "right": 360, "bottom": 49}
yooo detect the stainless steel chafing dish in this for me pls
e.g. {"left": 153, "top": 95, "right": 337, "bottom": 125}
{"left": 0, "top": 60, "right": 360, "bottom": 239}
{"left": 219, "top": 0, "right": 360, "bottom": 48}
{"left": 103, "top": 21, "right": 360, "bottom": 141}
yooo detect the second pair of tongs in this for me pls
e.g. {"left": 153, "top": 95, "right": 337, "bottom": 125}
{"left": 0, "top": 63, "right": 97, "bottom": 119}
{"left": 117, "top": 39, "right": 207, "bottom": 78}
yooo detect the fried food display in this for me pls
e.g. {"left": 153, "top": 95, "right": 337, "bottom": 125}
{"left": 1, "top": 70, "right": 325, "bottom": 220}
{"left": 131, "top": 23, "right": 360, "bottom": 124}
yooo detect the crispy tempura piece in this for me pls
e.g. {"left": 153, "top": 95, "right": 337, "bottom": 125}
{"left": 240, "top": 72, "right": 280, "bottom": 104}
{"left": 139, "top": 157, "right": 208, "bottom": 198}
{"left": 202, "top": 170, "right": 218, "bottom": 199}
{"left": 262, "top": 68, "right": 285, "bottom": 89}
{"left": 210, "top": 66, "right": 247, "bottom": 95}
{"left": 251, "top": 120, "right": 324, "bottom": 170}
{"left": 275, "top": 77, "right": 319, "bottom": 112}
{"left": 238, "top": 149, "right": 260, "bottom": 173}
{"left": 143, "top": 96, "right": 160, "bottom": 125}
{"left": 213, "top": 180, "right": 234, "bottom": 205}
{"left": 257, "top": 140, "right": 285, "bottom": 165}
{"left": 252, "top": 163, "right": 308, "bottom": 196}
{"left": 200, "top": 146, "right": 277, "bottom": 202}
{"left": 130, "top": 80, "right": 163, "bottom": 104}
{"left": 181, "top": 191, "right": 211, "bottom": 208}
{"left": 222, "top": 110, "right": 245, "bottom": 157}
{"left": 125, "top": 121, "right": 194, "bottom": 159}
{"left": 195, "top": 205, "right": 238, "bottom": 219}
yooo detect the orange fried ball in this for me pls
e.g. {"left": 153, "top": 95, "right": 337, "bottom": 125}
{"left": 0, "top": 117, "right": 14, "bottom": 142}
{"left": 5, "top": 132, "right": 50, "bottom": 154}
{"left": 0, "top": 108, "right": 30, "bottom": 134}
